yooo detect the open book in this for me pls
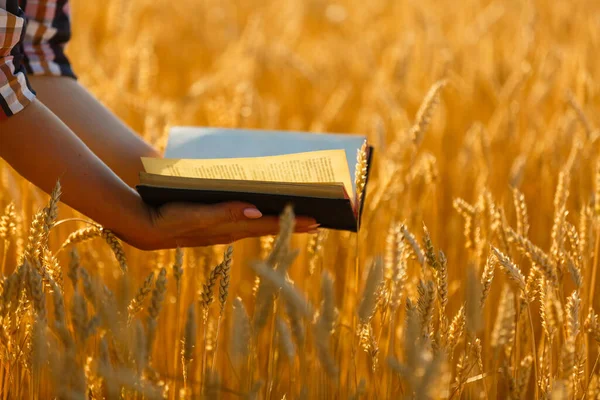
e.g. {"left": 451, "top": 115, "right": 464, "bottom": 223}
{"left": 136, "top": 127, "right": 373, "bottom": 232}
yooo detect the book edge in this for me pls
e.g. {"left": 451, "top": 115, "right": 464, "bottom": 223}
{"left": 138, "top": 172, "right": 352, "bottom": 200}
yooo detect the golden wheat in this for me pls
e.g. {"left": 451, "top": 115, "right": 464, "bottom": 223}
{"left": 1, "top": 0, "right": 600, "bottom": 398}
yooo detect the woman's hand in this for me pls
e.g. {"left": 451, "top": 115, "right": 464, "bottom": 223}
{"left": 124, "top": 201, "right": 319, "bottom": 250}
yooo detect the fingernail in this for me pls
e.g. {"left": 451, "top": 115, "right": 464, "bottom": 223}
{"left": 307, "top": 224, "right": 321, "bottom": 230}
{"left": 243, "top": 208, "right": 263, "bottom": 219}
{"left": 308, "top": 229, "right": 319, "bottom": 234}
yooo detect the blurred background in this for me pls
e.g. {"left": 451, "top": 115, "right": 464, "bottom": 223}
{"left": 1, "top": 0, "right": 600, "bottom": 398}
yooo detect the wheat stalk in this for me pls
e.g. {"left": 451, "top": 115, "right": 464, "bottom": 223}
{"left": 182, "top": 302, "right": 196, "bottom": 388}
{"left": 313, "top": 270, "right": 338, "bottom": 379}
{"left": 231, "top": 297, "right": 251, "bottom": 367}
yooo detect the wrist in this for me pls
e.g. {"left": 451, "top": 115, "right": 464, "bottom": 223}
{"left": 107, "top": 188, "right": 158, "bottom": 250}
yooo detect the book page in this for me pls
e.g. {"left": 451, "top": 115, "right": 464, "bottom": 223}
{"left": 164, "top": 127, "right": 366, "bottom": 194}
{"left": 142, "top": 149, "right": 354, "bottom": 203}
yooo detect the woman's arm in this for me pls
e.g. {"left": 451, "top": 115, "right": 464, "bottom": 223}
{"left": 28, "top": 75, "right": 160, "bottom": 187}
{"left": 0, "top": 99, "right": 153, "bottom": 243}
{"left": 0, "top": 100, "right": 318, "bottom": 250}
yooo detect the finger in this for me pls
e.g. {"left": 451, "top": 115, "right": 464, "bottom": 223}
{"left": 189, "top": 204, "right": 317, "bottom": 228}
{"left": 295, "top": 216, "right": 319, "bottom": 228}
{"left": 176, "top": 226, "right": 317, "bottom": 249}
{"left": 191, "top": 217, "right": 283, "bottom": 239}
{"left": 197, "top": 216, "right": 320, "bottom": 237}
{"left": 159, "top": 201, "right": 319, "bottom": 236}
{"left": 182, "top": 225, "right": 277, "bottom": 245}
{"left": 160, "top": 201, "right": 263, "bottom": 229}
{"left": 179, "top": 229, "right": 272, "bottom": 247}
{"left": 295, "top": 226, "right": 320, "bottom": 234}
{"left": 205, "top": 225, "right": 319, "bottom": 243}
{"left": 175, "top": 222, "right": 321, "bottom": 248}
{"left": 175, "top": 235, "right": 237, "bottom": 248}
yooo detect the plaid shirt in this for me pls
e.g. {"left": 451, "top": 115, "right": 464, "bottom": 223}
{"left": 0, "top": 0, "right": 74, "bottom": 120}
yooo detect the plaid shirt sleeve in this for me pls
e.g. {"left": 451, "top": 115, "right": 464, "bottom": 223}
{"left": 0, "top": 0, "right": 36, "bottom": 120}
{"left": 20, "top": 0, "right": 76, "bottom": 78}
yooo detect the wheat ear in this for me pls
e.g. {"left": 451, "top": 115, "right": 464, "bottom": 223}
{"left": 22, "top": 210, "right": 45, "bottom": 264}
{"left": 26, "top": 261, "right": 46, "bottom": 321}
{"left": 127, "top": 271, "right": 155, "bottom": 322}
{"left": 453, "top": 198, "right": 476, "bottom": 249}
{"left": 172, "top": 247, "right": 184, "bottom": 295}
{"left": 218, "top": 246, "right": 233, "bottom": 315}
{"left": 417, "top": 279, "right": 436, "bottom": 337}
{"left": 200, "top": 261, "right": 221, "bottom": 320}
{"left": 42, "top": 180, "right": 62, "bottom": 240}
{"left": 355, "top": 140, "right": 369, "bottom": 210}
{"left": 400, "top": 224, "right": 425, "bottom": 265}
{"left": 411, "top": 80, "right": 447, "bottom": 147}
{"left": 446, "top": 306, "right": 466, "bottom": 358}
{"left": 212, "top": 246, "right": 234, "bottom": 372}
{"left": 0, "top": 203, "right": 16, "bottom": 241}
{"left": 512, "top": 187, "right": 530, "bottom": 237}
{"left": 58, "top": 226, "right": 103, "bottom": 253}
{"left": 100, "top": 229, "right": 128, "bottom": 273}
{"left": 146, "top": 268, "right": 167, "bottom": 362}
{"left": 480, "top": 253, "right": 496, "bottom": 308}
{"left": 491, "top": 246, "right": 526, "bottom": 293}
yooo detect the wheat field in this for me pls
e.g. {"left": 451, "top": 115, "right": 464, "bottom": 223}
{"left": 1, "top": 0, "right": 600, "bottom": 398}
